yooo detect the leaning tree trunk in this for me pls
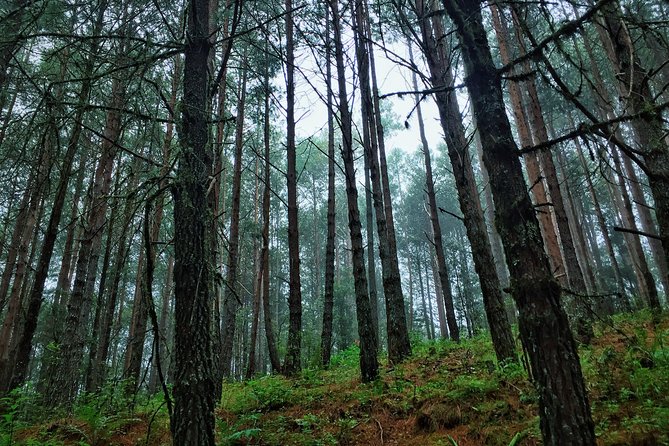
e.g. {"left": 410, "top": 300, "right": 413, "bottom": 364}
{"left": 600, "top": 2, "right": 669, "bottom": 301}
{"left": 412, "top": 5, "right": 515, "bottom": 361}
{"left": 331, "top": 0, "right": 378, "bottom": 382}
{"left": 170, "top": 0, "right": 216, "bottom": 443}
{"left": 443, "top": 2, "right": 595, "bottom": 445}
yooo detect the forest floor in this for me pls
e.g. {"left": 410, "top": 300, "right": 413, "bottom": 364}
{"left": 3, "top": 310, "right": 669, "bottom": 446}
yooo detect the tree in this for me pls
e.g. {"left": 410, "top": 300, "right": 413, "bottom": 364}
{"left": 171, "top": 0, "right": 217, "bottom": 442}
{"left": 330, "top": 0, "right": 378, "bottom": 382}
{"left": 442, "top": 2, "right": 596, "bottom": 444}
{"left": 283, "top": 0, "right": 303, "bottom": 375}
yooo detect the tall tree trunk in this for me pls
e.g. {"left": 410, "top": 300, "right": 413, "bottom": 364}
{"left": 611, "top": 147, "right": 659, "bottom": 309}
{"left": 489, "top": 4, "right": 566, "bottom": 284}
{"left": 50, "top": 69, "right": 123, "bottom": 407}
{"left": 246, "top": 161, "right": 262, "bottom": 379}
{"left": 443, "top": 3, "right": 595, "bottom": 444}
{"left": 363, "top": 1, "right": 411, "bottom": 362}
{"left": 321, "top": 6, "right": 337, "bottom": 367}
{"left": 0, "top": 140, "right": 49, "bottom": 389}
{"left": 260, "top": 49, "right": 281, "bottom": 373}
{"left": 353, "top": 0, "right": 410, "bottom": 363}
{"left": 407, "top": 40, "right": 458, "bottom": 341}
{"left": 412, "top": 6, "right": 515, "bottom": 361}
{"left": 330, "top": 0, "right": 378, "bottom": 382}
{"left": 220, "top": 59, "right": 248, "bottom": 377}
{"left": 576, "top": 140, "right": 627, "bottom": 305}
{"left": 507, "top": 6, "right": 594, "bottom": 340}
{"left": 600, "top": 2, "right": 669, "bottom": 297}
{"left": 283, "top": 0, "right": 303, "bottom": 375}
{"left": 171, "top": 0, "right": 216, "bottom": 442}
{"left": 430, "top": 252, "right": 447, "bottom": 338}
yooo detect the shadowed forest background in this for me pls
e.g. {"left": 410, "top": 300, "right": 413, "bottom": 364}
{"left": 0, "top": 0, "right": 668, "bottom": 444}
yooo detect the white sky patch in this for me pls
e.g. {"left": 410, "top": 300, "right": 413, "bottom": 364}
{"left": 288, "top": 35, "right": 445, "bottom": 158}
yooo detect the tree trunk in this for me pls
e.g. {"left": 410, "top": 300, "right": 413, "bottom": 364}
{"left": 489, "top": 4, "right": 566, "bottom": 284}
{"left": 363, "top": 1, "right": 411, "bottom": 362}
{"left": 413, "top": 6, "right": 515, "bottom": 361}
{"left": 260, "top": 50, "right": 281, "bottom": 373}
{"left": 600, "top": 2, "right": 669, "bottom": 298}
{"left": 171, "top": 0, "right": 216, "bottom": 442}
{"left": 220, "top": 59, "right": 248, "bottom": 377}
{"left": 407, "top": 40, "right": 458, "bottom": 341}
{"left": 50, "top": 68, "right": 123, "bottom": 407}
{"left": 353, "top": 0, "right": 410, "bottom": 363}
{"left": 321, "top": 6, "right": 337, "bottom": 367}
{"left": 443, "top": 3, "right": 595, "bottom": 444}
{"left": 283, "top": 0, "right": 303, "bottom": 376}
{"left": 331, "top": 0, "right": 378, "bottom": 382}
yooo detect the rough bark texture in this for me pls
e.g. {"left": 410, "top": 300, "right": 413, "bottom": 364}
{"left": 414, "top": 4, "right": 515, "bottom": 361}
{"left": 443, "top": 2, "right": 595, "bottom": 445}
{"left": 365, "top": 7, "right": 411, "bottom": 363}
{"left": 489, "top": 5, "right": 566, "bottom": 284}
{"left": 331, "top": 0, "right": 378, "bottom": 382}
{"left": 50, "top": 65, "right": 122, "bottom": 406}
{"left": 170, "top": 0, "right": 216, "bottom": 443}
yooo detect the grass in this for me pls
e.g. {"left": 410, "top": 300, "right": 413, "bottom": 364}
{"left": 3, "top": 310, "right": 669, "bottom": 445}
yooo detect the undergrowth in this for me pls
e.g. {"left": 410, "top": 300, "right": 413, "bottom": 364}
{"left": 2, "top": 310, "right": 668, "bottom": 445}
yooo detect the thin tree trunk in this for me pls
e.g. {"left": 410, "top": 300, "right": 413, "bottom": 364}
{"left": 220, "top": 59, "right": 248, "bottom": 377}
{"left": 148, "top": 254, "right": 174, "bottom": 394}
{"left": 260, "top": 49, "right": 281, "bottom": 373}
{"left": 283, "top": 0, "right": 303, "bottom": 376}
{"left": 331, "top": 0, "right": 378, "bottom": 382}
{"left": 321, "top": 6, "right": 337, "bottom": 367}
{"left": 407, "top": 41, "right": 458, "bottom": 341}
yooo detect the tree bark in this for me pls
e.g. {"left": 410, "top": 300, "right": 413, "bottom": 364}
{"left": 260, "top": 50, "right": 281, "bottom": 373}
{"left": 353, "top": 0, "right": 410, "bottom": 364}
{"left": 600, "top": 2, "right": 669, "bottom": 302}
{"left": 321, "top": 5, "right": 337, "bottom": 367}
{"left": 283, "top": 0, "right": 303, "bottom": 375}
{"left": 220, "top": 58, "right": 248, "bottom": 377}
{"left": 443, "top": 2, "right": 595, "bottom": 444}
{"left": 171, "top": 0, "right": 216, "bottom": 443}
{"left": 489, "top": 4, "right": 566, "bottom": 284}
{"left": 412, "top": 5, "right": 515, "bottom": 361}
{"left": 331, "top": 0, "right": 378, "bottom": 382}
{"left": 363, "top": 1, "right": 411, "bottom": 362}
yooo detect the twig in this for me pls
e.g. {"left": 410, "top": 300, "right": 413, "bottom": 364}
{"left": 373, "top": 417, "right": 384, "bottom": 445}
{"left": 613, "top": 226, "right": 662, "bottom": 241}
